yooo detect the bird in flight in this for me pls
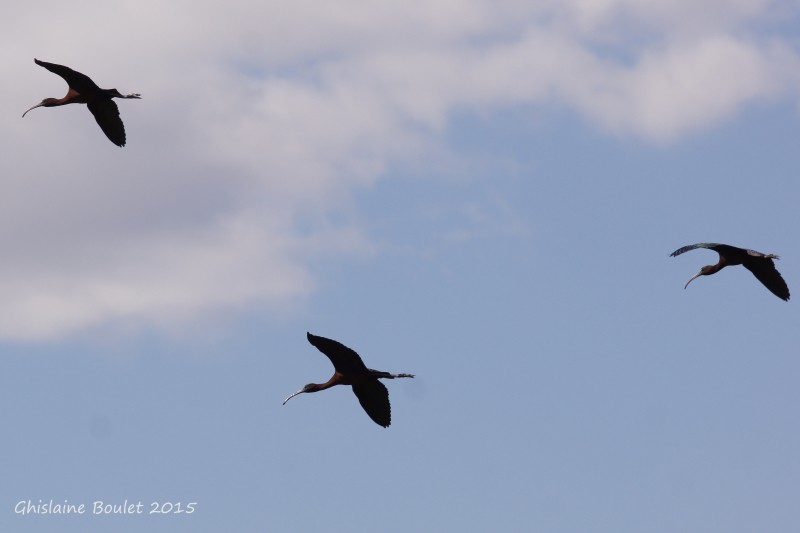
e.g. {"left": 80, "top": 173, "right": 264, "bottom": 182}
{"left": 23, "top": 58, "right": 141, "bottom": 147}
{"left": 283, "top": 333, "right": 415, "bottom": 427}
{"left": 670, "top": 243, "right": 789, "bottom": 301}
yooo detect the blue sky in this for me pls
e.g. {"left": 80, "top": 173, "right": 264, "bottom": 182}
{"left": 2, "top": 1, "right": 800, "bottom": 532}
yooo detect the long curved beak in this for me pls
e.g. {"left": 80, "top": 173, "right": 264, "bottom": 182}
{"left": 684, "top": 272, "right": 703, "bottom": 289}
{"left": 283, "top": 389, "right": 303, "bottom": 405}
{"left": 22, "top": 102, "right": 44, "bottom": 118}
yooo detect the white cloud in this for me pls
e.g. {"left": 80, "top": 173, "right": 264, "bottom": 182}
{"left": 564, "top": 35, "right": 793, "bottom": 140}
{"left": 1, "top": 0, "right": 797, "bottom": 340}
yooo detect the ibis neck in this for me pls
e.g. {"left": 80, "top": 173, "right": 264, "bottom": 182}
{"left": 311, "top": 374, "right": 344, "bottom": 391}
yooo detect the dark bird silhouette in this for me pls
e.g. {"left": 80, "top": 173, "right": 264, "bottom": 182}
{"left": 283, "top": 332, "right": 414, "bottom": 427}
{"left": 670, "top": 243, "right": 789, "bottom": 301}
{"left": 23, "top": 59, "right": 141, "bottom": 147}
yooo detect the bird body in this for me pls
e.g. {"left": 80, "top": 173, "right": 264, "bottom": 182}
{"left": 283, "top": 333, "right": 414, "bottom": 427}
{"left": 23, "top": 59, "right": 140, "bottom": 147}
{"left": 670, "top": 243, "right": 789, "bottom": 301}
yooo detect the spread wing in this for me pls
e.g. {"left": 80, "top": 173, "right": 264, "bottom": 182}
{"left": 352, "top": 379, "right": 391, "bottom": 427}
{"left": 35, "top": 59, "right": 100, "bottom": 94}
{"left": 306, "top": 333, "right": 369, "bottom": 374}
{"left": 87, "top": 99, "right": 126, "bottom": 146}
{"left": 743, "top": 258, "right": 790, "bottom": 301}
{"left": 669, "top": 243, "right": 740, "bottom": 257}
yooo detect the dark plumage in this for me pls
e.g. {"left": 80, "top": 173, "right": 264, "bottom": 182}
{"left": 23, "top": 59, "right": 140, "bottom": 146}
{"left": 670, "top": 243, "right": 789, "bottom": 301}
{"left": 283, "top": 333, "right": 414, "bottom": 427}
